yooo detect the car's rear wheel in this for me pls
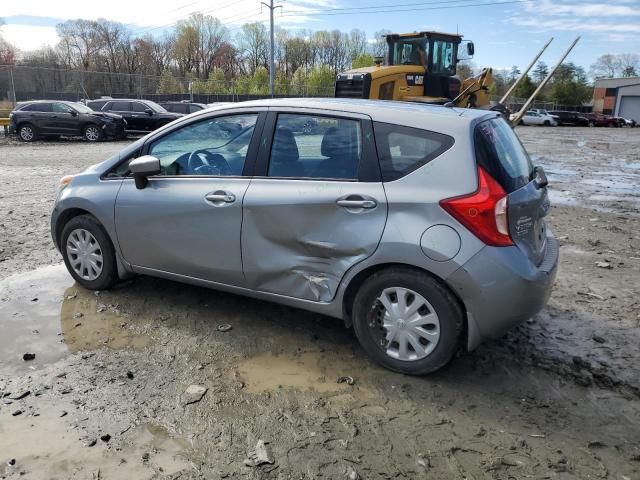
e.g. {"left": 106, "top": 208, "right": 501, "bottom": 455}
{"left": 83, "top": 124, "right": 103, "bottom": 142}
{"left": 18, "top": 124, "right": 38, "bottom": 142}
{"left": 61, "top": 215, "right": 117, "bottom": 290}
{"left": 588, "top": 121, "right": 595, "bottom": 127}
{"left": 352, "top": 268, "right": 463, "bottom": 375}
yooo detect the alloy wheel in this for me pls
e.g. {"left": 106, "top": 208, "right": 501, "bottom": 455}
{"left": 85, "top": 126, "right": 100, "bottom": 141}
{"left": 66, "top": 228, "right": 103, "bottom": 281}
{"left": 20, "top": 126, "right": 34, "bottom": 141}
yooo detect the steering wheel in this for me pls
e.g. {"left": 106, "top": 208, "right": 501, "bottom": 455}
{"left": 186, "top": 150, "right": 231, "bottom": 175}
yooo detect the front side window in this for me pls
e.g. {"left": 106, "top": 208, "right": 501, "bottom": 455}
{"left": 268, "top": 114, "right": 362, "bottom": 180}
{"left": 53, "top": 103, "right": 72, "bottom": 113}
{"left": 109, "top": 101, "right": 130, "bottom": 111}
{"left": 132, "top": 102, "right": 149, "bottom": 112}
{"left": 431, "top": 39, "right": 456, "bottom": 75}
{"left": 373, "top": 122, "right": 454, "bottom": 181}
{"left": 147, "top": 114, "right": 258, "bottom": 176}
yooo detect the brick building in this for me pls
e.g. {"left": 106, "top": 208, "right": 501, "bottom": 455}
{"left": 592, "top": 77, "right": 640, "bottom": 122}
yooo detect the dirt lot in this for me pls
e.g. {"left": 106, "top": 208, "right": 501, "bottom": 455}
{"left": 1, "top": 127, "right": 639, "bottom": 479}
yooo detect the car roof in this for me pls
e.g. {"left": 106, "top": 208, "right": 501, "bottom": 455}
{"left": 200, "top": 98, "right": 498, "bottom": 131}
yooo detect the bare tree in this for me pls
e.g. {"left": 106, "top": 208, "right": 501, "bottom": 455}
{"left": 236, "top": 23, "right": 268, "bottom": 75}
{"left": 617, "top": 53, "right": 639, "bottom": 78}
{"left": 590, "top": 54, "right": 619, "bottom": 78}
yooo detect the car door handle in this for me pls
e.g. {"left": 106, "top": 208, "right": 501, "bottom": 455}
{"left": 205, "top": 192, "right": 236, "bottom": 203}
{"left": 337, "top": 198, "right": 377, "bottom": 209}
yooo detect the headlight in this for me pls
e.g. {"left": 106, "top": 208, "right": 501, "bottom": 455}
{"left": 58, "top": 175, "right": 75, "bottom": 192}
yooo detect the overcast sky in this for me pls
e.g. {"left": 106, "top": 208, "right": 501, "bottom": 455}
{"left": 2, "top": 0, "right": 640, "bottom": 72}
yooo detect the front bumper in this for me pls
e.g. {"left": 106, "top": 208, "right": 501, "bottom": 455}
{"left": 103, "top": 121, "right": 127, "bottom": 139}
{"left": 448, "top": 234, "right": 559, "bottom": 350}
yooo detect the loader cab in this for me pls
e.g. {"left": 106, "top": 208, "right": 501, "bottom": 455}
{"left": 386, "top": 32, "right": 470, "bottom": 99}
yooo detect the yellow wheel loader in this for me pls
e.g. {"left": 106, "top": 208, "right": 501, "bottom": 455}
{"left": 335, "top": 31, "right": 580, "bottom": 126}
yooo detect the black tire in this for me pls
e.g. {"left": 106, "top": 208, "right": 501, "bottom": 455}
{"left": 60, "top": 214, "right": 118, "bottom": 290}
{"left": 543, "top": 120, "right": 551, "bottom": 126}
{"left": 83, "top": 124, "right": 103, "bottom": 142}
{"left": 351, "top": 267, "right": 464, "bottom": 375}
{"left": 18, "top": 123, "right": 38, "bottom": 142}
{"left": 588, "top": 121, "right": 595, "bottom": 127}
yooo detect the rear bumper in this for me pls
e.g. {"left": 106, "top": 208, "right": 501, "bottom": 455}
{"left": 447, "top": 234, "right": 559, "bottom": 350}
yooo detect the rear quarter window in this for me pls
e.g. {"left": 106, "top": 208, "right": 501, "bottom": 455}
{"left": 474, "top": 117, "right": 533, "bottom": 193}
{"left": 373, "top": 122, "right": 454, "bottom": 181}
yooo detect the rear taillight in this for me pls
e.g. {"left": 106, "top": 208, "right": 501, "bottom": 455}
{"left": 439, "top": 167, "right": 513, "bottom": 247}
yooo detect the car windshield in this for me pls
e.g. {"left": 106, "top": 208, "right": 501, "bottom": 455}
{"left": 71, "top": 103, "right": 94, "bottom": 114}
{"left": 144, "top": 101, "right": 168, "bottom": 113}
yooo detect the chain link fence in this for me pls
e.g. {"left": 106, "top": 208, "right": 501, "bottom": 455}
{"left": 0, "top": 65, "right": 335, "bottom": 107}
{"left": 1, "top": 65, "right": 592, "bottom": 113}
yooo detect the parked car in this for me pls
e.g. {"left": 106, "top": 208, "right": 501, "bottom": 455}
{"left": 621, "top": 118, "right": 637, "bottom": 128}
{"left": 512, "top": 111, "right": 558, "bottom": 126}
{"left": 159, "top": 102, "right": 207, "bottom": 114}
{"left": 86, "top": 99, "right": 182, "bottom": 132}
{"left": 583, "top": 112, "right": 624, "bottom": 128}
{"left": 51, "top": 98, "right": 558, "bottom": 375}
{"left": 548, "top": 110, "right": 590, "bottom": 126}
{"left": 529, "top": 108, "right": 558, "bottom": 120}
{"left": 9, "top": 100, "right": 127, "bottom": 142}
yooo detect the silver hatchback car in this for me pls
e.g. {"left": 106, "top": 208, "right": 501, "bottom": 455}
{"left": 51, "top": 98, "right": 558, "bottom": 374}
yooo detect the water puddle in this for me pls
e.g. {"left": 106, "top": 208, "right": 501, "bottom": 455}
{"left": 0, "top": 403, "right": 189, "bottom": 479}
{"left": 0, "top": 265, "right": 149, "bottom": 375}
{"left": 238, "top": 351, "right": 368, "bottom": 394}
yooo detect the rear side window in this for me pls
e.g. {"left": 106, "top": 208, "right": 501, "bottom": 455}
{"left": 267, "top": 114, "right": 362, "bottom": 180}
{"left": 475, "top": 117, "right": 533, "bottom": 193}
{"left": 22, "top": 103, "right": 52, "bottom": 112}
{"left": 373, "top": 122, "right": 454, "bottom": 181}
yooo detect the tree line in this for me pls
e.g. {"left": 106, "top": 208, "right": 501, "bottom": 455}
{"left": 0, "top": 15, "right": 388, "bottom": 97}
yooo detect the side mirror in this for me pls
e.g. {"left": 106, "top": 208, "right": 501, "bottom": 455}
{"left": 69, "top": 109, "right": 78, "bottom": 116}
{"left": 467, "top": 42, "right": 475, "bottom": 56}
{"left": 129, "top": 155, "right": 161, "bottom": 189}
{"left": 145, "top": 108, "right": 153, "bottom": 116}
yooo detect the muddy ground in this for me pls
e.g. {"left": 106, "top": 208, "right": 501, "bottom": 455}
{"left": 0, "top": 127, "right": 639, "bottom": 479}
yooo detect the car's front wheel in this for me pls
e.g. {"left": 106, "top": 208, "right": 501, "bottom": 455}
{"left": 61, "top": 215, "right": 117, "bottom": 290}
{"left": 352, "top": 268, "right": 463, "bottom": 375}
{"left": 83, "top": 124, "right": 103, "bottom": 142}
{"left": 18, "top": 124, "right": 38, "bottom": 142}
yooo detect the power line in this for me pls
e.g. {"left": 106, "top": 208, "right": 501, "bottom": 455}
{"left": 281, "top": 0, "right": 535, "bottom": 17}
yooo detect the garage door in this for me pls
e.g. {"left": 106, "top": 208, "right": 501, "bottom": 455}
{"left": 619, "top": 96, "right": 640, "bottom": 122}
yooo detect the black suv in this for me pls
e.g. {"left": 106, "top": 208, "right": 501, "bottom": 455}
{"left": 548, "top": 111, "right": 590, "bottom": 127}
{"left": 159, "top": 102, "right": 207, "bottom": 114}
{"left": 9, "top": 100, "right": 126, "bottom": 142}
{"left": 87, "top": 99, "right": 182, "bottom": 132}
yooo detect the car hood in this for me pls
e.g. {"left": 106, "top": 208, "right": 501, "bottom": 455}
{"left": 87, "top": 112, "right": 124, "bottom": 121}
{"left": 156, "top": 112, "right": 184, "bottom": 119}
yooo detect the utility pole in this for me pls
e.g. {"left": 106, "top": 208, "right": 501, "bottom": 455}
{"left": 261, "top": 0, "right": 281, "bottom": 97}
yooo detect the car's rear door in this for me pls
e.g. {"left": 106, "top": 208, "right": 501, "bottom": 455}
{"left": 475, "top": 117, "right": 549, "bottom": 266}
{"left": 27, "top": 103, "right": 53, "bottom": 133}
{"left": 114, "top": 110, "right": 266, "bottom": 286}
{"left": 241, "top": 109, "right": 387, "bottom": 302}
{"left": 105, "top": 101, "right": 134, "bottom": 129}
